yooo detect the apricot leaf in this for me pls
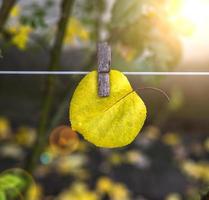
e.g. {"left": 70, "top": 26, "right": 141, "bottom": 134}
{"left": 70, "top": 70, "right": 146, "bottom": 148}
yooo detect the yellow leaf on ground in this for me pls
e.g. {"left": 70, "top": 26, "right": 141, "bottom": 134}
{"left": 0, "top": 117, "right": 11, "bottom": 139}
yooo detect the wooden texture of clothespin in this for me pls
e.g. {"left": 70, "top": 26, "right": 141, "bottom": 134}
{"left": 97, "top": 42, "right": 111, "bottom": 97}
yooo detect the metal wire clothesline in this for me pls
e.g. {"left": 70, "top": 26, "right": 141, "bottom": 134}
{"left": 0, "top": 71, "right": 209, "bottom": 76}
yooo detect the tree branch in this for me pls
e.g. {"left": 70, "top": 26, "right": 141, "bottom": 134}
{"left": 0, "top": 0, "right": 17, "bottom": 32}
{"left": 49, "top": 0, "right": 75, "bottom": 68}
{"left": 25, "top": 0, "right": 75, "bottom": 173}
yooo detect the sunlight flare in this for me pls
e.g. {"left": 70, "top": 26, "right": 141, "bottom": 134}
{"left": 180, "top": 0, "right": 209, "bottom": 28}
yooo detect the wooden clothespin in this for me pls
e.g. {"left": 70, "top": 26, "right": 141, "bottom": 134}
{"left": 97, "top": 42, "right": 111, "bottom": 97}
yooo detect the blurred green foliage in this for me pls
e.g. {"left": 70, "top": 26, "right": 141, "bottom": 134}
{"left": 0, "top": 172, "right": 26, "bottom": 199}
{"left": 1, "top": 0, "right": 186, "bottom": 72}
{"left": 110, "top": 0, "right": 182, "bottom": 70}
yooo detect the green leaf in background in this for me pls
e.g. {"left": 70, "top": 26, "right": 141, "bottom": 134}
{"left": 0, "top": 173, "right": 26, "bottom": 199}
{"left": 20, "top": 2, "right": 47, "bottom": 29}
{"left": 111, "top": 0, "right": 142, "bottom": 27}
{"left": 110, "top": 0, "right": 183, "bottom": 74}
{"left": 111, "top": 0, "right": 160, "bottom": 28}
{"left": 0, "top": 191, "right": 6, "bottom": 200}
{"left": 0, "top": 174, "right": 24, "bottom": 190}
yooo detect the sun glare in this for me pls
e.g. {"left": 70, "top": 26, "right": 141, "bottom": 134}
{"left": 180, "top": 0, "right": 209, "bottom": 28}
{"left": 176, "top": 0, "right": 209, "bottom": 66}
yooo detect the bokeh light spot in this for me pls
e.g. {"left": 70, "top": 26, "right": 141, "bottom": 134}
{"left": 49, "top": 126, "right": 79, "bottom": 155}
{"left": 40, "top": 152, "right": 53, "bottom": 165}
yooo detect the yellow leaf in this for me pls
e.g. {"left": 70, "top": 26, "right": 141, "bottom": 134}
{"left": 165, "top": 193, "right": 182, "bottom": 200}
{"left": 110, "top": 183, "right": 130, "bottom": 200}
{"left": 108, "top": 153, "right": 123, "bottom": 165}
{"left": 64, "top": 17, "right": 89, "bottom": 44}
{"left": 69, "top": 70, "right": 146, "bottom": 148}
{"left": 96, "top": 177, "right": 113, "bottom": 193}
{"left": 0, "top": 117, "right": 11, "bottom": 139}
{"left": 204, "top": 138, "right": 209, "bottom": 152}
{"left": 181, "top": 160, "right": 209, "bottom": 182}
{"left": 162, "top": 132, "right": 181, "bottom": 146}
{"left": 10, "top": 25, "right": 32, "bottom": 50}
{"left": 15, "top": 126, "right": 36, "bottom": 147}
{"left": 26, "top": 184, "right": 43, "bottom": 200}
{"left": 10, "top": 5, "right": 21, "bottom": 17}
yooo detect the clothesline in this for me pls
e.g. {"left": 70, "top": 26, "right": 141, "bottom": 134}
{"left": 0, "top": 71, "right": 209, "bottom": 76}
